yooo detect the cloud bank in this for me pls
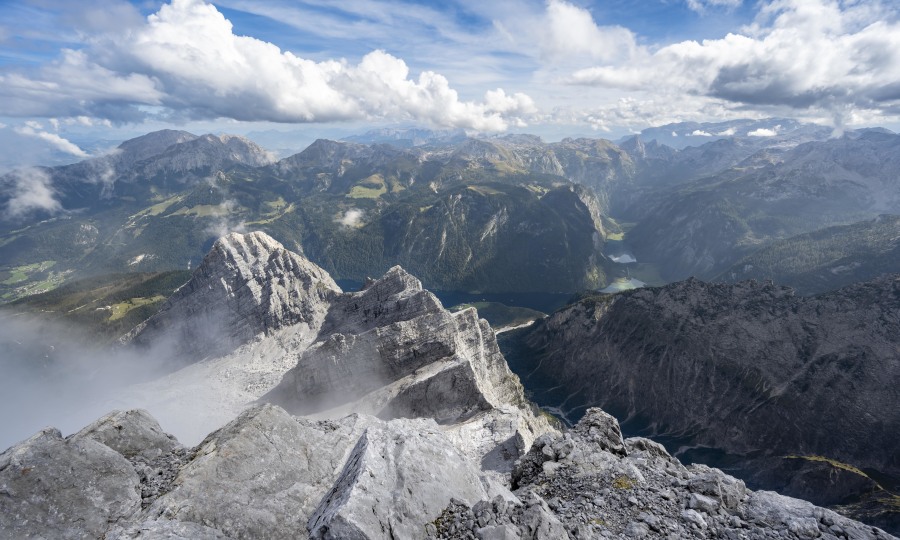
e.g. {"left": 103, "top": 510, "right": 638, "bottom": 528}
{"left": 568, "top": 0, "right": 900, "bottom": 127}
{"left": 0, "top": 0, "right": 535, "bottom": 131}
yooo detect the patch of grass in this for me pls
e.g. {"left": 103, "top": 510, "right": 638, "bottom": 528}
{"left": 168, "top": 204, "right": 229, "bottom": 217}
{"left": 347, "top": 174, "right": 387, "bottom": 199}
{"left": 130, "top": 194, "right": 185, "bottom": 219}
{"left": 246, "top": 202, "right": 296, "bottom": 225}
{"left": 108, "top": 295, "right": 166, "bottom": 321}
{"left": 466, "top": 184, "right": 503, "bottom": 196}
{"left": 606, "top": 232, "right": 625, "bottom": 241}
{"left": 784, "top": 455, "right": 871, "bottom": 480}
{"left": 2, "top": 261, "right": 56, "bottom": 285}
{"left": 264, "top": 197, "right": 287, "bottom": 212}
{"left": 613, "top": 475, "right": 634, "bottom": 489}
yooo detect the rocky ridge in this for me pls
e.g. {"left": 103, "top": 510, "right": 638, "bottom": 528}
{"left": 428, "top": 409, "right": 893, "bottom": 540}
{"left": 123, "top": 231, "right": 341, "bottom": 361}
{"left": 2, "top": 231, "right": 896, "bottom": 539}
{"left": 2, "top": 404, "right": 893, "bottom": 539}
{"left": 506, "top": 276, "right": 900, "bottom": 532}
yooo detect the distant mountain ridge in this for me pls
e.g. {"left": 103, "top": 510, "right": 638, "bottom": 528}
{"left": 719, "top": 215, "right": 900, "bottom": 294}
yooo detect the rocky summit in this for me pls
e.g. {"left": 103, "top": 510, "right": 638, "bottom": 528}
{"left": 0, "top": 232, "right": 896, "bottom": 539}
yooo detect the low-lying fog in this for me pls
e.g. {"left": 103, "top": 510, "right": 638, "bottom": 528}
{"left": 0, "top": 315, "right": 227, "bottom": 451}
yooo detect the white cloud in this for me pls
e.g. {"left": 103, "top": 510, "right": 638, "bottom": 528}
{"left": 0, "top": 0, "right": 535, "bottom": 131}
{"left": 717, "top": 127, "right": 737, "bottom": 136}
{"left": 539, "top": 0, "right": 637, "bottom": 63}
{"left": 748, "top": 126, "right": 779, "bottom": 136}
{"left": 336, "top": 208, "right": 365, "bottom": 228}
{"left": 14, "top": 126, "right": 90, "bottom": 158}
{"left": 2, "top": 168, "right": 62, "bottom": 219}
{"left": 568, "top": 0, "right": 900, "bottom": 128}
{"left": 685, "top": 0, "right": 743, "bottom": 13}
{"left": 691, "top": 130, "right": 713, "bottom": 136}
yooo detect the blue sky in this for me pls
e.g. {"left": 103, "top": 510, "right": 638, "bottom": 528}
{"left": 0, "top": 0, "right": 899, "bottom": 165}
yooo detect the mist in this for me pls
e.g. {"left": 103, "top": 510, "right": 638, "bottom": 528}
{"left": 0, "top": 310, "right": 248, "bottom": 452}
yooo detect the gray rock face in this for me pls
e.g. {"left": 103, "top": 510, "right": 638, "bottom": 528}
{"left": 263, "top": 265, "right": 551, "bottom": 471}
{"left": 124, "top": 231, "right": 341, "bottom": 361}
{"left": 508, "top": 276, "right": 900, "bottom": 530}
{"left": 71, "top": 408, "right": 181, "bottom": 460}
{"left": 131, "top": 404, "right": 369, "bottom": 540}
{"left": 428, "top": 408, "right": 896, "bottom": 540}
{"left": 308, "top": 419, "right": 490, "bottom": 539}
{"left": 3, "top": 405, "right": 895, "bottom": 540}
{"left": 0, "top": 427, "right": 142, "bottom": 539}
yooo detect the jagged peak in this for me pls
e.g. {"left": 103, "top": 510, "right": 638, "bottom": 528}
{"left": 123, "top": 231, "right": 340, "bottom": 361}
{"left": 210, "top": 230, "right": 286, "bottom": 267}
{"left": 359, "top": 265, "right": 423, "bottom": 297}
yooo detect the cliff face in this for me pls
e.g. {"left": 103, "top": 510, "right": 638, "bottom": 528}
{"left": 507, "top": 276, "right": 900, "bottom": 529}
{"left": 2, "top": 232, "right": 896, "bottom": 539}
{"left": 123, "top": 231, "right": 341, "bottom": 360}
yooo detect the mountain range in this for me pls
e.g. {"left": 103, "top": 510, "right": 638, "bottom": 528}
{"left": 2, "top": 119, "right": 900, "bottom": 536}
{"left": 1, "top": 231, "right": 894, "bottom": 539}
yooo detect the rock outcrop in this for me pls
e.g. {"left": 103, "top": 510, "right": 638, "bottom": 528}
{"left": 3, "top": 406, "right": 894, "bottom": 540}
{"left": 505, "top": 276, "right": 900, "bottom": 532}
{"left": 2, "top": 231, "right": 896, "bottom": 539}
{"left": 123, "top": 231, "right": 341, "bottom": 361}
{"left": 264, "top": 264, "right": 552, "bottom": 475}
{"left": 429, "top": 408, "right": 894, "bottom": 540}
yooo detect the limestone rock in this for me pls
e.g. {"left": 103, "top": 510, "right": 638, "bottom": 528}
{"left": 308, "top": 419, "right": 490, "bottom": 539}
{"left": 71, "top": 408, "right": 181, "bottom": 460}
{"left": 431, "top": 407, "right": 896, "bottom": 540}
{"left": 124, "top": 231, "right": 340, "bottom": 362}
{"left": 0, "top": 428, "right": 142, "bottom": 539}
{"left": 138, "top": 404, "right": 368, "bottom": 540}
{"left": 264, "top": 265, "right": 554, "bottom": 474}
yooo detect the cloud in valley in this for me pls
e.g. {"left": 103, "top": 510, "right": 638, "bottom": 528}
{"left": 337, "top": 208, "right": 365, "bottom": 228}
{"left": 748, "top": 126, "right": 779, "bottom": 136}
{"left": 2, "top": 167, "right": 62, "bottom": 219}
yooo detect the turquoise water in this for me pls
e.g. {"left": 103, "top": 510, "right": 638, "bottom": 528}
{"left": 335, "top": 279, "right": 572, "bottom": 314}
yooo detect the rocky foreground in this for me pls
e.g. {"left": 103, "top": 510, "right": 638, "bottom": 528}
{"left": 0, "top": 232, "right": 896, "bottom": 539}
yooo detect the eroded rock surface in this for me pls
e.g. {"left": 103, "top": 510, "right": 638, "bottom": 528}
{"left": 123, "top": 231, "right": 341, "bottom": 361}
{"left": 428, "top": 409, "right": 896, "bottom": 540}
{"left": 509, "top": 276, "right": 900, "bottom": 530}
{"left": 0, "top": 428, "right": 141, "bottom": 539}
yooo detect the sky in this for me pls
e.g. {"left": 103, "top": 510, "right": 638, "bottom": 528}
{"left": 0, "top": 0, "right": 899, "bottom": 165}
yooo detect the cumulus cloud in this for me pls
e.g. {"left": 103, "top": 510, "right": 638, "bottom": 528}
{"left": 0, "top": 0, "right": 535, "bottom": 131}
{"left": 14, "top": 125, "right": 89, "bottom": 158}
{"left": 691, "top": 130, "right": 713, "bottom": 136}
{"left": 2, "top": 168, "right": 62, "bottom": 219}
{"left": 748, "top": 126, "right": 779, "bottom": 136}
{"left": 539, "top": 0, "right": 637, "bottom": 63}
{"left": 568, "top": 0, "right": 900, "bottom": 127}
